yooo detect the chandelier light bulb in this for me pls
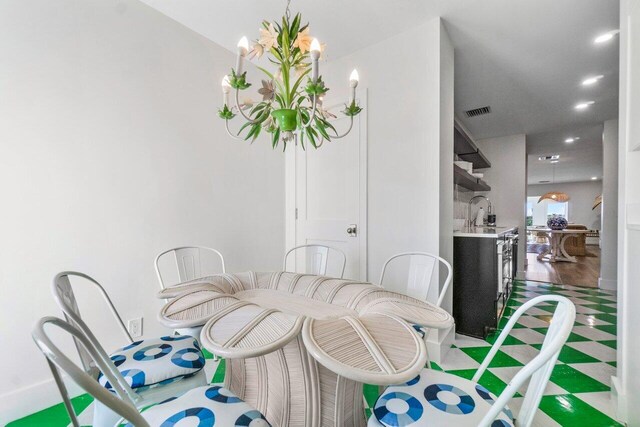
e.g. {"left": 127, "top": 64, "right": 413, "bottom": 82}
{"left": 310, "top": 38, "right": 321, "bottom": 53}
{"left": 237, "top": 36, "right": 249, "bottom": 52}
{"left": 221, "top": 75, "right": 231, "bottom": 90}
{"left": 350, "top": 69, "right": 359, "bottom": 88}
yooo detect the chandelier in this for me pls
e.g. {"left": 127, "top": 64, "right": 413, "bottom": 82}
{"left": 218, "top": 1, "right": 362, "bottom": 150}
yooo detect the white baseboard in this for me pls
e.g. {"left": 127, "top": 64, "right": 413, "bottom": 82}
{"left": 426, "top": 324, "right": 455, "bottom": 365}
{"left": 598, "top": 277, "right": 617, "bottom": 291}
{"left": 0, "top": 375, "right": 82, "bottom": 425}
{"left": 611, "top": 376, "right": 627, "bottom": 423}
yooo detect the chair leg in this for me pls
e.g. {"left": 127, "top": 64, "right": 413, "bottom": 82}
{"left": 423, "top": 336, "right": 432, "bottom": 369}
{"left": 48, "top": 359, "right": 80, "bottom": 427}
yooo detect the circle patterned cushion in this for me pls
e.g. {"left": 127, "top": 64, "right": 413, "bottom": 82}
{"left": 126, "top": 385, "right": 270, "bottom": 427}
{"left": 98, "top": 335, "right": 205, "bottom": 391}
{"left": 372, "top": 369, "right": 514, "bottom": 427}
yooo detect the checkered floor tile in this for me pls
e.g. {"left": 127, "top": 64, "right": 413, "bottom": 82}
{"left": 8, "top": 281, "right": 623, "bottom": 426}
{"left": 364, "top": 280, "right": 622, "bottom": 427}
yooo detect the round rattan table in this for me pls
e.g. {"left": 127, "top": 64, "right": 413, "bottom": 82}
{"left": 158, "top": 272, "right": 453, "bottom": 427}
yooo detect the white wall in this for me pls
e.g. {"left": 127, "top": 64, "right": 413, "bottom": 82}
{"left": 320, "top": 18, "right": 454, "bottom": 285}
{"left": 615, "top": 0, "right": 640, "bottom": 423}
{"left": 527, "top": 181, "right": 603, "bottom": 230}
{"left": 600, "top": 120, "right": 618, "bottom": 290}
{"left": 0, "top": 0, "right": 284, "bottom": 422}
{"left": 476, "top": 135, "right": 527, "bottom": 274}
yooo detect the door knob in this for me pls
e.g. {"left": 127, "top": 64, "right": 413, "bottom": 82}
{"left": 347, "top": 224, "right": 357, "bottom": 237}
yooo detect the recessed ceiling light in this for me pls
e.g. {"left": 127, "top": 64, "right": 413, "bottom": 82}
{"left": 582, "top": 75, "right": 604, "bottom": 86}
{"left": 594, "top": 30, "right": 619, "bottom": 44}
{"left": 591, "top": 176, "right": 598, "bottom": 180}
{"left": 565, "top": 137, "right": 575, "bottom": 143}
{"left": 575, "top": 101, "right": 595, "bottom": 110}
{"left": 551, "top": 160, "right": 559, "bottom": 164}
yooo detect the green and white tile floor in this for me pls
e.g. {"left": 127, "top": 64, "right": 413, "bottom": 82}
{"left": 8, "top": 280, "right": 622, "bottom": 426}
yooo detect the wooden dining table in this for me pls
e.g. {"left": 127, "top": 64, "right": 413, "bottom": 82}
{"left": 529, "top": 228, "right": 592, "bottom": 263}
{"left": 157, "top": 271, "right": 454, "bottom": 427}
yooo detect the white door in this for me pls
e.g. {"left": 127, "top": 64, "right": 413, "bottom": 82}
{"left": 286, "top": 94, "right": 367, "bottom": 280}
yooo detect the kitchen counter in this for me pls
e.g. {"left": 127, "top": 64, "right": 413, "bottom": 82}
{"left": 453, "top": 226, "right": 518, "bottom": 238}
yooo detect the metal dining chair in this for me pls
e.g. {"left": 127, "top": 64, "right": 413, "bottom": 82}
{"left": 368, "top": 295, "right": 576, "bottom": 427}
{"left": 379, "top": 252, "right": 453, "bottom": 368}
{"left": 32, "top": 316, "right": 268, "bottom": 427}
{"left": 283, "top": 244, "right": 347, "bottom": 278}
{"left": 154, "top": 246, "right": 226, "bottom": 353}
{"left": 154, "top": 246, "right": 226, "bottom": 290}
{"left": 52, "top": 271, "right": 207, "bottom": 427}
{"left": 378, "top": 252, "right": 452, "bottom": 308}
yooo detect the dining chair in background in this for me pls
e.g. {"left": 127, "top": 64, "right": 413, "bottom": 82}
{"left": 283, "top": 244, "right": 347, "bottom": 278}
{"left": 154, "top": 246, "right": 226, "bottom": 290}
{"left": 378, "top": 252, "right": 453, "bottom": 308}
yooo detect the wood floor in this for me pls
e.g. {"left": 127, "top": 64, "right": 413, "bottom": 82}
{"left": 524, "top": 245, "right": 601, "bottom": 288}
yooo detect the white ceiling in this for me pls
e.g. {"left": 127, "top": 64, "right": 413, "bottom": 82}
{"left": 527, "top": 124, "right": 604, "bottom": 184}
{"left": 139, "top": 0, "right": 619, "bottom": 183}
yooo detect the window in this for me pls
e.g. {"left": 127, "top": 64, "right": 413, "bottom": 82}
{"left": 527, "top": 196, "right": 569, "bottom": 226}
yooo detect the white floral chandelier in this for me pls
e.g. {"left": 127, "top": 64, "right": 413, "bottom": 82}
{"left": 218, "top": 1, "right": 363, "bottom": 150}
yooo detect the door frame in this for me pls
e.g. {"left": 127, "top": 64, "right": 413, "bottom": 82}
{"left": 285, "top": 89, "right": 368, "bottom": 280}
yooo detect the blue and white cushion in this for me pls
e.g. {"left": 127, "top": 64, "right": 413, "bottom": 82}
{"left": 98, "top": 335, "right": 205, "bottom": 391}
{"left": 126, "top": 385, "right": 270, "bottom": 427}
{"left": 372, "top": 369, "right": 514, "bottom": 427}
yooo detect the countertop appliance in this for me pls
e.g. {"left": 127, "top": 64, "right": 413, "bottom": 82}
{"left": 453, "top": 227, "right": 519, "bottom": 338}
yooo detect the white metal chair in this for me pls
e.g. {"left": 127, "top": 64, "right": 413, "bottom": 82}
{"left": 378, "top": 252, "right": 452, "bottom": 307}
{"left": 283, "top": 244, "right": 347, "bottom": 278}
{"left": 32, "top": 316, "right": 268, "bottom": 427}
{"left": 52, "top": 271, "right": 207, "bottom": 427}
{"left": 155, "top": 246, "right": 226, "bottom": 351}
{"left": 368, "top": 295, "right": 576, "bottom": 427}
{"left": 378, "top": 252, "right": 453, "bottom": 368}
{"left": 154, "top": 246, "right": 226, "bottom": 290}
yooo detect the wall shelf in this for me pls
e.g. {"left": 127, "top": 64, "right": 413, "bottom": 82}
{"left": 454, "top": 121, "right": 491, "bottom": 169}
{"left": 454, "top": 164, "right": 491, "bottom": 192}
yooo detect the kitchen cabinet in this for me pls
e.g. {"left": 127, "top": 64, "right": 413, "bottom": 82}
{"left": 453, "top": 227, "right": 518, "bottom": 338}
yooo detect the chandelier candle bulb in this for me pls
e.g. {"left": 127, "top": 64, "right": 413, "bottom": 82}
{"left": 349, "top": 69, "right": 359, "bottom": 101}
{"left": 221, "top": 75, "right": 231, "bottom": 105}
{"left": 236, "top": 36, "right": 249, "bottom": 75}
{"left": 350, "top": 69, "right": 359, "bottom": 88}
{"left": 310, "top": 38, "right": 321, "bottom": 82}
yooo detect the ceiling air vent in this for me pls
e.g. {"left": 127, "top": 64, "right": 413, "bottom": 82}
{"left": 464, "top": 106, "right": 491, "bottom": 118}
{"left": 539, "top": 180, "right": 551, "bottom": 183}
{"left": 538, "top": 155, "right": 560, "bottom": 161}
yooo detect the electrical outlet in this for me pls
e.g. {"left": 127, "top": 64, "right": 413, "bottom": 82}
{"left": 128, "top": 317, "right": 143, "bottom": 338}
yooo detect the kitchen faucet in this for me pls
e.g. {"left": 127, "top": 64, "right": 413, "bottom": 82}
{"left": 467, "top": 195, "right": 492, "bottom": 228}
